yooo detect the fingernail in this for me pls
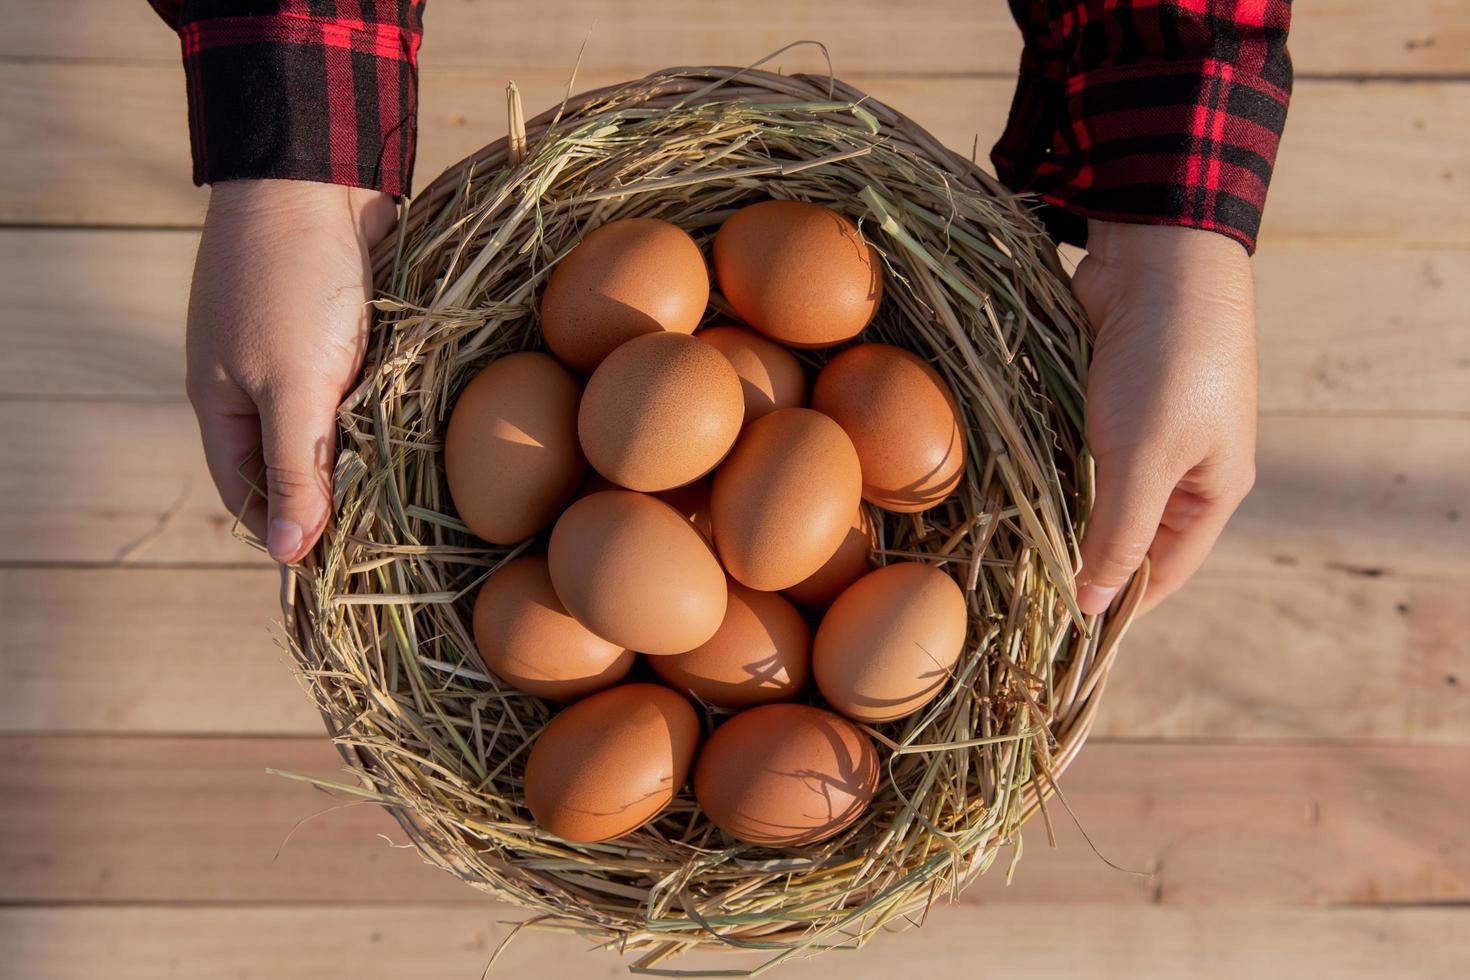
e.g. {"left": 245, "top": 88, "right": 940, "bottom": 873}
{"left": 267, "top": 519, "right": 303, "bottom": 563}
{"left": 1077, "top": 583, "right": 1120, "bottom": 615}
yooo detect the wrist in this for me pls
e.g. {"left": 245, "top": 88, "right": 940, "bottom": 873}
{"left": 207, "top": 179, "right": 396, "bottom": 245}
{"left": 1085, "top": 219, "right": 1250, "bottom": 270}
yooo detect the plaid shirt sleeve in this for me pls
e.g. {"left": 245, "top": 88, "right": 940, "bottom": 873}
{"left": 148, "top": 1, "right": 423, "bottom": 197}
{"left": 992, "top": 0, "right": 1293, "bottom": 254}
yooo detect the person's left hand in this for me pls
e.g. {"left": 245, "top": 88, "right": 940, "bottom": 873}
{"left": 1069, "top": 219, "right": 1259, "bottom": 616}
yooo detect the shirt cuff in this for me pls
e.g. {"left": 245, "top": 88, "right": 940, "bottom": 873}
{"left": 172, "top": 6, "right": 422, "bottom": 198}
{"left": 1023, "top": 57, "right": 1290, "bottom": 255}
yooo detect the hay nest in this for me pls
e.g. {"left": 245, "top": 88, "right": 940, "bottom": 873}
{"left": 283, "top": 58, "right": 1145, "bottom": 976}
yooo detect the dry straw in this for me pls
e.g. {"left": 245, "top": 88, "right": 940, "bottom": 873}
{"left": 282, "top": 55, "right": 1146, "bottom": 976}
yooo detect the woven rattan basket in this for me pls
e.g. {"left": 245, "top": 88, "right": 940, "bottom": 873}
{"left": 282, "top": 58, "right": 1145, "bottom": 975}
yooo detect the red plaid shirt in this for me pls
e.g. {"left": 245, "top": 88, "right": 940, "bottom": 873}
{"left": 148, "top": 1, "right": 423, "bottom": 197}
{"left": 151, "top": 1, "right": 1291, "bottom": 251}
{"left": 994, "top": 0, "right": 1293, "bottom": 253}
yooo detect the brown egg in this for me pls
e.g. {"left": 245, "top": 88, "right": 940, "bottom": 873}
{"left": 696, "top": 324, "right": 808, "bottom": 422}
{"left": 712, "top": 200, "right": 883, "bottom": 349}
{"left": 783, "top": 506, "right": 877, "bottom": 610}
{"left": 524, "top": 684, "right": 700, "bottom": 843}
{"left": 647, "top": 580, "right": 811, "bottom": 708}
{"left": 540, "top": 218, "right": 710, "bottom": 374}
{"left": 694, "top": 703, "right": 878, "bottom": 846}
{"left": 813, "top": 562, "right": 968, "bottom": 723}
{"left": 578, "top": 333, "right": 744, "bottom": 492}
{"left": 811, "top": 344, "right": 966, "bottom": 513}
{"left": 471, "top": 555, "right": 634, "bottom": 702}
{"left": 548, "top": 490, "right": 728, "bottom": 654}
{"left": 710, "top": 408, "right": 862, "bottom": 591}
{"left": 444, "top": 352, "right": 586, "bottom": 545}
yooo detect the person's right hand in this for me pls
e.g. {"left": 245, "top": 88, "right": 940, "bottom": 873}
{"left": 186, "top": 178, "right": 397, "bottom": 563}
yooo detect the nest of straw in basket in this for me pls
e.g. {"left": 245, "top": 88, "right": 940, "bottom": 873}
{"left": 281, "top": 57, "right": 1145, "bottom": 976}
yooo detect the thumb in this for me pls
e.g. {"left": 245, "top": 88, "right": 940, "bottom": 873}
{"left": 1077, "top": 451, "right": 1176, "bottom": 615}
{"left": 258, "top": 386, "right": 336, "bottom": 563}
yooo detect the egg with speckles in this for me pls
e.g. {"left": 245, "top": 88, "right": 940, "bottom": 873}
{"left": 710, "top": 408, "right": 862, "bottom": 591}
{"left": 471, "top": 555, "right": 633, "bottom": 702}
{"left": 813, "top": 561, "right": 968, "bottom": 723}
{"left": 578, "top": 332, "right": 744, "bottom": 492}
{"left": 548, "top": 490, "right": 728, "bottom": 655}
{"left": 524, "top": 683, "right": 700, "bottom": 843}
{"left": 713, "top": 201, "right": 883, "bottom": 349}
{"left": 694, "top": 703, "right": 878, "bottom": 846}
{"left": 539, "top": 218, "right": 710, "bottom": 374}
{"left": 443, "top": 352, "right": 586, "bottom": 545}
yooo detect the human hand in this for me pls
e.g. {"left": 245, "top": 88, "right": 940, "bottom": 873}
{"left": 186, "top": 179, "right": 397, "bottom": 563}
{"left": 1070, "top": 220, "right": 1258, "bottom": 616}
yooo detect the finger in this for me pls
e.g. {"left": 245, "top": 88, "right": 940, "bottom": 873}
{"left": 1077, "top": 452, "right": 1179, "bottom": 615}
{"left": 1138, "top": 469, "right": 1255, "bottom": 615}
{"left": 194, "top": 406, "right": 268, "bottom": 540}
{"left": 257, "top": 387, "right": 337, "bottom": 564}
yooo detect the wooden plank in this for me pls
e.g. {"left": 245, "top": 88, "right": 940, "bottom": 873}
{"left": 1214, "top": 415, "right": 1470, "bottom": 579}
{"left": 1094, "top": 570, "right": 1470, "bottom": 743}
{"left": 2, "top": 566, "right": 1465, "bottom": 743}
{"left": 4, "top": 64, "right": 1468, "bottom": 242}
{"left": 8, "top": 229, "right": 1467, "bottom": 414}
{"left": 0, "top": 229, "right": 193, "bottom": 400}
{"left": 2, "top": 736, "right": 1465, "bottom": 905}
{"left": 6, "top": 401, "right": 1464, "bottom": 572}
{"left": 0, "top": 736, "right": 472, "bottom": 904}
{"left": 1, "top": 904, "right": 1465, "bottom": 980}
{"left": 0, "top": 567, "right": 316, "bottom": 735}
{"left": 1251, "top": 243, "right": 1470, "bottom": 415}
{"left": 5, "top": 0, "right": 1468, "bottom": 76}
{"left": 0, "top": 401, "right": 267, "bottom": 566}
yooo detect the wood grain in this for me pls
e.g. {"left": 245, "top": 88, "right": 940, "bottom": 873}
{"left": 1095, "top": 570, "right": 1470, "bottom": 743}
{"left": 0, "top": 401, "right": 265, "bottom": 566}
{"left": 6, "top": 401, "right": 1464, "bottom": 572}
{"left": 5, "top": 0, "right": 1467, "bottom": 76}
{"left": 1214, "top": 416, "right": 1469, "bottom": 578}
{"left": 9, "top": 229, "right": 1468, "bottom": 414}
{"left": 5, "top": 64, "right": 1468, "bottom": 242}
{"left": 1, "top": 229, "right": 193, "bottom": 400}
{"left": 2, "top": 566, "right": 1465, "bottom": 743}
{"left": 0, "top": 567, "right": 316, "bottom": 735}
{"left": 2, "top": 736, "right": 1465, "bottom": 906}
{"left": 1, "top": 903, "right": 1466, "bottom": 980}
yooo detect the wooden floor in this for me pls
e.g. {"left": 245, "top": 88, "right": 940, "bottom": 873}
{"left": 2, "top": 3, "right": 1467, "bottom": 977}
